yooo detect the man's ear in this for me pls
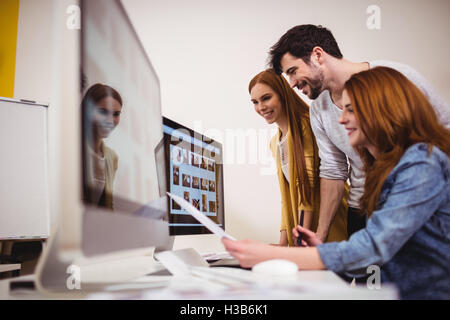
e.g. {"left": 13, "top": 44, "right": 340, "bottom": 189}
{"left": 311, "top": 46, "right": 325, "bottom": 65}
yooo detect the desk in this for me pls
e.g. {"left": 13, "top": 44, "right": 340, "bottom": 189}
{"left": 0, "top": 270, "right": 398, "bottom": 300}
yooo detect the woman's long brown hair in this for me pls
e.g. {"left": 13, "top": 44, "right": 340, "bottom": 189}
{"left": 345, "top": 66, "right": 450, "bottom": 215}
{"left": 249, "top": 69, "right": 320, "bottom": 205}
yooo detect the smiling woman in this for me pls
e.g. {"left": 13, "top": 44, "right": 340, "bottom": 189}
{"left": 338, "top": 90, "right": 374, "bottom": 154}
{"left": 250, "top": 82, "right": 285, "bottom": 125}
{"left": 82, "top": 83, "right": 123, "bottom": 209}
{"left": 343, "top": 66, "right": 450, "bottom": 216}
{"left": 248, "top": 69, "right": 348, "bottom": 246}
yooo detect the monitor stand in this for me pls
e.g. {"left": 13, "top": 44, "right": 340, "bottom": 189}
{"left": 154, "top": 236, "right": 175, "bottom": 254}
{"left": 148, "top": 236, "right": 175, "bottom": 275}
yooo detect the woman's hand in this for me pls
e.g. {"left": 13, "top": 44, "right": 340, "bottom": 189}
{"left": 221, "top": 238, "right": 276, "bottom": 269}
{"left": 293, "top": 226, "right": 323, "bottom": 247}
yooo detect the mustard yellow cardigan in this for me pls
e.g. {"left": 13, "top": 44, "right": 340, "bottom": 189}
{"left": 270, "top": 122, "right": 348, "bottom": 246}
{"left": 86, "top": 140, "right": 118, "bottom": 209}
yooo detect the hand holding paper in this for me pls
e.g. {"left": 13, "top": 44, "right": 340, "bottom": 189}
{"left": 167, "top": 192, "right": 236, "bottom": 240}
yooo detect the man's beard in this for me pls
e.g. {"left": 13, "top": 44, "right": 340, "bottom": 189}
{"left": 307, "top": 64, "right": 325, "bottom": 100}
{"left": 309, "top": 83, "right": 322, "bottom": 99}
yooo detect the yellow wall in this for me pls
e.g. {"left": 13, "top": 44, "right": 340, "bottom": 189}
{"left": 0, "top": 0, "right": 20, "bottom": 98}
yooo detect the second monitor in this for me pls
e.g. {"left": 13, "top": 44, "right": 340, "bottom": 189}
{"left": 162, "top": 117, "right": 225, "bottom": 236}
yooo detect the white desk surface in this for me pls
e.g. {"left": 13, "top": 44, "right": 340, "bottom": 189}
{"left": 0, "top": 270, "right": 398, "bottom": 300}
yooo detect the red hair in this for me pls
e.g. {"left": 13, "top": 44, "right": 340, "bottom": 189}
{"left": 345, "top": 66, "right": 450, "bottom": 215}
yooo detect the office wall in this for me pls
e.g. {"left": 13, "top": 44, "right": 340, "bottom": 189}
{"left": 14, "top": 0, "right": 55, "bottom": 102}
{"left": 122, "top": 0, "right": 450, "bottom": 249}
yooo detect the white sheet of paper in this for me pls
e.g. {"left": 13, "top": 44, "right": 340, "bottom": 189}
{"left": 167, "top": 192, "right": 236, "bottom": 240}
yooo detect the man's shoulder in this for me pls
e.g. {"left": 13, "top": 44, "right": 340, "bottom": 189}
{"left": 369, "top": 60, "right": 421, "bottom": 78}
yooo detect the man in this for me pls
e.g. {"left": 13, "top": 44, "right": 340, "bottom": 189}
{"left": 269, "top": 24, "right": 450, "bottom": 241}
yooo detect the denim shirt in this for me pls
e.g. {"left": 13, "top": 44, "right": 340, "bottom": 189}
{"left": 317, "top": 143, "right": 450, "bottom": 299}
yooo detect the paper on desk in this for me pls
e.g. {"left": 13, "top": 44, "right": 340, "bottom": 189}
{"left": 167, "top": 192, "right": 236, "bottom": 240}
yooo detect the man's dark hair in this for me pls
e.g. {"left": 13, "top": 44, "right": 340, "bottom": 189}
{"left": 269, "top": 24, "right": 343, "bottom": 74}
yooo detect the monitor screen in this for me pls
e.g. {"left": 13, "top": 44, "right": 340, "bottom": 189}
{"left": 80, "top": 0, "right": 169, "bottom": 254}
{"left": 163, "top": 117, "right": 225, "bottom": 236}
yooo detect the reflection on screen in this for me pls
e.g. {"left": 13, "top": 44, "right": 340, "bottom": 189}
{"left": 81, "top": 0, "right": 166, "bottom": 218}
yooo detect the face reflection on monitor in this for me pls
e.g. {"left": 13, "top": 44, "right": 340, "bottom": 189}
{"left": 82, "top": 84, "right": 123, "bottom": 209}
{"left": 93, "top": 96, "right": 122, "bottom": 139}
{"left": 76, "top": 0, "right": 169, "bottom": 259}
{"left": 81, "top": 0, "right": 166, "bottom": 220}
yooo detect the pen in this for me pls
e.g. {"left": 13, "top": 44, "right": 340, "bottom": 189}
{"left": 296, "top": 210, "right": 304, "bottom": 246}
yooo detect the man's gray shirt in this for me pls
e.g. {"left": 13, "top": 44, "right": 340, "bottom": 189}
{"left": 309, "top": 60, "right": 450, "bottom": 209}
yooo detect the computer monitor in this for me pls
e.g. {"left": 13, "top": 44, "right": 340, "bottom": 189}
{"left": 36, "top": 0, "right": 169, "bottom": 292}
{"left": 80, "top": 0, "right": 169, "bottom": 256}
{"left": 162, "top": 117, "right": 225, "bottom": 238}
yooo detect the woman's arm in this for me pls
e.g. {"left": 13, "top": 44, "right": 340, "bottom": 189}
{"left": 222, "top": 237, "right": 326, "bottom": 270}
{"left": 278, "top": 230, "right": 288, "bottom": 246}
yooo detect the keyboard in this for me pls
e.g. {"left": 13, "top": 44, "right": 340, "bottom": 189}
{"left": 201, "top": 251, "right": 241, "bottom": 267}
{"left": 202, "top": 251, "right": 235, "bottom": 261}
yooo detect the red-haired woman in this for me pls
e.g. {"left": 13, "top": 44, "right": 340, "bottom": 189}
{"left": 224, "top": 67, "right": 450, "bottom": 299}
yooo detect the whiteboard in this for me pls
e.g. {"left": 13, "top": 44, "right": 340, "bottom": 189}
{"left": 0, "top": 97, "right": 50, "bottom": 239}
